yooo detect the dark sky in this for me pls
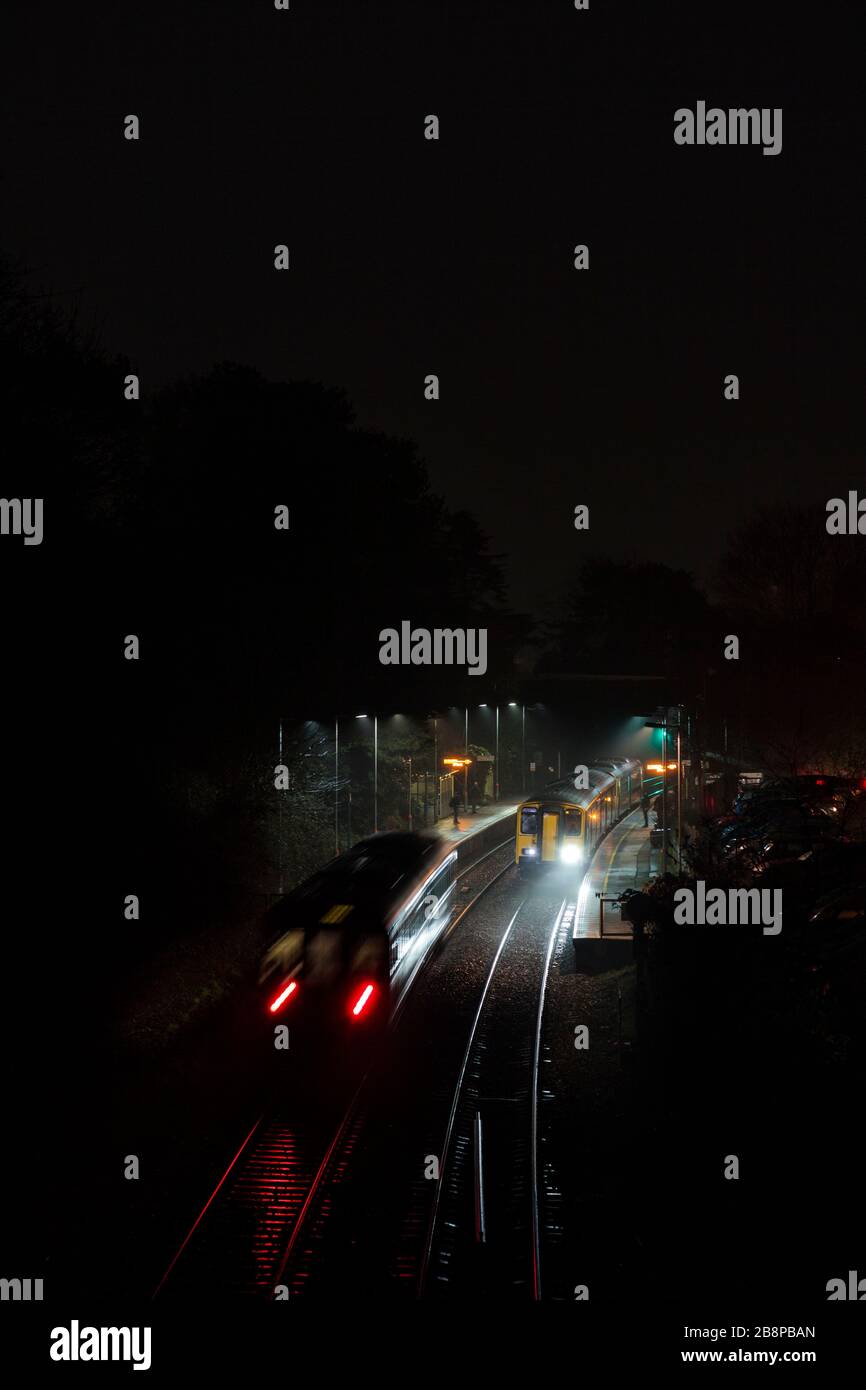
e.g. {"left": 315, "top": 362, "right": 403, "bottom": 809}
{"left": 3, "top": 0, "right": 862, "bottom": 607}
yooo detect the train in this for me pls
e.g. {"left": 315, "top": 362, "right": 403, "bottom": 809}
{"left": 258, "top": 756, "right": 644, "bottom": 1028}
{"left": 258, "top": 831, "right": 458, "bottom": 1030}
{"left": 514, "top": 757, "right": 644, "bottom": 870}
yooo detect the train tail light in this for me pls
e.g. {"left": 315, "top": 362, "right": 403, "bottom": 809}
{"left": 350, "top": 982, "right": 376, "bottom": 1019}
{"left": 268, "top": 980, "right": 298, "bottom": 1014}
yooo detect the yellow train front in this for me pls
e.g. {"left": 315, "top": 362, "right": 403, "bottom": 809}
{"left": 515, "top": 757, "right": 643, "bottom": 871}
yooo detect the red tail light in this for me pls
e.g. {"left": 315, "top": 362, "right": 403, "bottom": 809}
{"left": 815, "top": 778, "right": 826, "bottom": 786}
{"left": 269, "top": 980, "right": 298, "bottom": 1014}
{"left": 350, "top": 983, "right": 375, "bottom": 1018}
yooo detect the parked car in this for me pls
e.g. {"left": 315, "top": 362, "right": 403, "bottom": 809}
{"left": 807, "top": 881, "right": 866, "bottom": 926}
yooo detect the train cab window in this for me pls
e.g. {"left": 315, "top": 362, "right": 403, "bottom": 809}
{"left": 423, "top": 852, "right": 455, "bottom": 903}
{"left": 563, "top": 808, "right": 582, "bottom": 835}
{"left": 389, "top": 852, "right": 456, "bottom": 968}
{"left": 520, "top": 807, "right": 539, "bottom": 835}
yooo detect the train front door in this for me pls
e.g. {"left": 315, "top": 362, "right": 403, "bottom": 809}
{"left": 541, "top": 809, "right": 560, "bottom": 863}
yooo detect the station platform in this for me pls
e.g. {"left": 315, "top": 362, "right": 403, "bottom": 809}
{"left": 432, "top": 799, "right": 519, "bottom": 845}
{"left": 573, "top": 806, "right": 656, "bottom": 940}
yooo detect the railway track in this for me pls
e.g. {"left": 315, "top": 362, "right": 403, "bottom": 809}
{"left": 153, "top": 837, "right": 516, "bottom": 1300}
{"left": 417, "top": 896, "right": 569, "bottom": 1299}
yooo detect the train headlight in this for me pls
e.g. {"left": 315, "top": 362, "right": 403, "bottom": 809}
{"left": 523, "top": 846, "right": 537, "bottom": 857}
{"left": 560, "top": 843, "right": 582, "bottom": 865}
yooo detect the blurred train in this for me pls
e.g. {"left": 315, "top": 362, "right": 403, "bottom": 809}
{"left": 515, "top": 757, "right": 643, "bottom": 870}
{"left": 258, "top": 831, "right": 457, "bottom": 1031}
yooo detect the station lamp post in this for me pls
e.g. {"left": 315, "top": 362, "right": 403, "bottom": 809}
{"left": 356, "top": 714, "right": 378, "bottom": 834}
{"left": 645, "top": 713, "right": 668, "bottom": 860}
{"left": 278, "top": 718, "right": 284, "bottom": 894}
{"left": 673, "top": 705, "right": 683, "bottom": 870}
{"left": 507, "top": 702, "right": 534, "bottom": 796}
{"left": 477, "top": 704, "right": 495, "bottom": 802}
{"left": 645, "top": 707, "right": 683, "bottom": 870}
{"left": 506, "top": 703, "right": 524, "bottom": 795}
{"left": 443, "top": 755, "right": 473, "bottom": 815}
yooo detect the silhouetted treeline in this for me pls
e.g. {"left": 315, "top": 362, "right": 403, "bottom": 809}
{"left": 1, "top": 256, "right": 528, "bottom": 927}
{"left": 541, "top": 517, "right": 866, "bottom": 779}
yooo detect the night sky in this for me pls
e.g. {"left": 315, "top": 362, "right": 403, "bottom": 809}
{"left": 3, "top": 0, "right": 862, "bottom": 608}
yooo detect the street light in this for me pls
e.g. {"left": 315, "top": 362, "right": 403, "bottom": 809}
{"left": 278, "top": 717, "right": 284, "bottom": 895}
{"left": 504, "top": 702, "right": 528, "bottom": 795}
{"left": 645, "top": 707, "right": 684, "bottom": 870}
{"left": 474, "top": 704, "right": 492, "bottom": 802}
{"left": 407, "top": 753, "right": 412, "bottom": 831}
{"left": 356, "top": 714, "right": 378, "bottom": 834}
{"left": 677, "top": 720, "right": 682, "bottom": 869}
{"left": 645, "top": 713, "right": 667, "bottom": 860}
{"left": 663, "top": 724, "right": 667, "bottom": 855}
